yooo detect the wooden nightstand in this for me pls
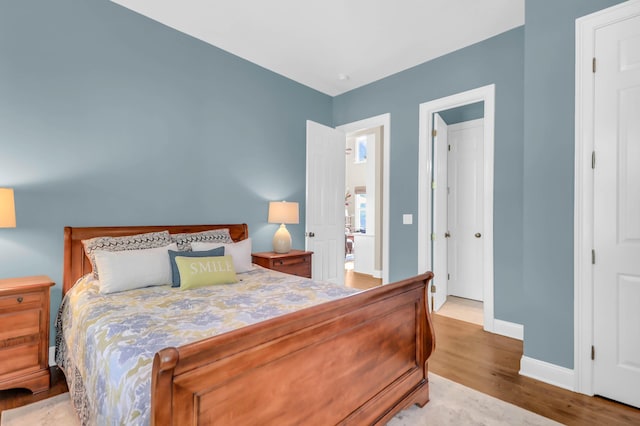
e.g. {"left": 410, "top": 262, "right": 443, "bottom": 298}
{"left": 252, "top": 250, "right": 313, "bottom": 279}
{"left": 0, "top": 275, "right": 55, "bottom": 394}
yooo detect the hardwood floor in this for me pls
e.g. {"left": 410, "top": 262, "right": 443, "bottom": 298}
{"left": 344, "top": 261, "right": 382, "bottom": 290}
{"left": 2, "top": 314, "right": 639, "bottom": 425}
{"left": 430, "top": 313, "right": 640, "bottom": 425}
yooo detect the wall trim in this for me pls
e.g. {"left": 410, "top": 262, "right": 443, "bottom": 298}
{"left": 418, "top": 84, "right": 495, "bottom": 332}
{"left": 574, "top": 0, "right": 640, "bottom": 397}
{"left": 493, "top": 319, "right": 523, "bottom": 341}
{"left": 520, "top": 356, "right": 575, "bottom": 391}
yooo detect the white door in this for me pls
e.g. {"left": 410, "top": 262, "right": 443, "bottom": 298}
{"left": 593, "top": 14, "right": 640, "bottom": 408}
{"left": 447, "top": 119, "right": 484, "bottom": 301}
{"left": 432, "top": 113, "right": 448, "bottom": 311}
{"left": 306, "top": 120, "right": 345, "bottom": 285}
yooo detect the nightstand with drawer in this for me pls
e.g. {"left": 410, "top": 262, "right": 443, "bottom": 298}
{"left": 251, "top": 250, "right": 313, "bottom": 279}
{"left": 0, "top": 275, "right": 55, "bottom": 393}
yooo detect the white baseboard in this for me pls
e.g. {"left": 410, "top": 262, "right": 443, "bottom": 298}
{"left": 519, "top": 355, "right": 575, "bottom": 391}
{"left": 492, "top": 319, "right": 523, "bottom": 340}
{"left": 49, "top": 346, "right": 56, "bottom": 367}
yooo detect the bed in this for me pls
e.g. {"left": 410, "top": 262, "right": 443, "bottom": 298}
{"left": 58, "top": 224, "right": 435, "bottom": 425}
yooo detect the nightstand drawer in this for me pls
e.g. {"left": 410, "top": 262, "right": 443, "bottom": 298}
{"left": 271, "top": 256, "right": 309, "bottom": 267}
{"left": 252, "top": 250, "right": 313, "bottom": 279}
{"left": 0, "top": 292, "right": 43, "bottom": 310}
{"left": 0, "top": 310, "right": 40, "bottom": 342}
{"left": 0, "top": 342, "right": 40, "bottom": 377}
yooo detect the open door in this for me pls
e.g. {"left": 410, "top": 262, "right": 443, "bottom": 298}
{"left": 306, "top": 120, "right": 345, "bottom": 285}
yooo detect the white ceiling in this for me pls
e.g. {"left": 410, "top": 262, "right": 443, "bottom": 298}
{"left": 111, "top": 0, "right": 524, "bottom": 96}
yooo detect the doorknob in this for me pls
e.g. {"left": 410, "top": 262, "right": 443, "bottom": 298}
{"left": 475, "top": 233, "right": 482, "bottom": 238}
{"left": 444, "top": 232, "right": 451, "bottom": 238}
{"left": 306, "top": 232, "right": 315, "bottom": 237}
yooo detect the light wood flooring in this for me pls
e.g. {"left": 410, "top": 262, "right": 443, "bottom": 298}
{"left": 2, "top": 307, "right": 639, "bottom": 425}
{"left": 344, "top": 260, "right": 382, "bottom": 290}
{"left": 436, "top": 295, "right": 484, "bottom": 325}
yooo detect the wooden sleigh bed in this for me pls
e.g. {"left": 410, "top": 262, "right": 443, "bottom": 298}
{"left": 62, "top": 224, "right": 435, "bottom": 425}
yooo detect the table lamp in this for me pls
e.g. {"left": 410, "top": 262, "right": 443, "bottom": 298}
{"left": 268, "top": 201, "right": 299, "bottom": 253}
{"left": 0, "top": 188, "right": 16, "bottom": 228}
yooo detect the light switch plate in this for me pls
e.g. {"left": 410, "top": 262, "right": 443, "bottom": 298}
{"left": 403, "top": 214, "right": 413, "bottom": 225}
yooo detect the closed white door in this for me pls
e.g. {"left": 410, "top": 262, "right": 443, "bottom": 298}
{"left": 447, "top": 119, "right": 484, "bottom": 301}
{"left": 432, "top": 113, "right": 449, "bottom": 310}
{"left": 593, "top": 13, "right": 640, "bottom": 408}
{"left": 306, "top": 120, "right": 345, "bottom": 285}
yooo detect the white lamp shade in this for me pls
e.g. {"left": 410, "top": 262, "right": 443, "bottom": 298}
{"left": 0, "top": 188, "right": 16, "bottom": 228}
{"left": 268, "top": 201, "right": 299, "bottom": 224}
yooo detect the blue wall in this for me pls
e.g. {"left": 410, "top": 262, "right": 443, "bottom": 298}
{"left": 333, "top": 27, "right": 526, "bottom": 325}
{"left": 439, "top": 101, "right": 485, "bottom": 125}
{"left": 521, "top": 0, "right": 624, "bottom": 368}
{"left": 0, "top": 0, "right": 332, "bottom": 340}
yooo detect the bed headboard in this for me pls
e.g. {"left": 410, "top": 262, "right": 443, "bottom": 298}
{"left": 62, "top": 224, "right": 249, "bottom": 295}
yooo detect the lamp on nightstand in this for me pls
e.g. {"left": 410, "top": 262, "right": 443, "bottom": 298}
{"left": 268, "top": 201, "right": 299, "bottom": 254}
{"left": 0, "top": 188, "right": 16, "bottom": 228}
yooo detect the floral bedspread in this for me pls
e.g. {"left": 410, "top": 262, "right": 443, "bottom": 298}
{"left": 56, "top": 267, "right": 358, "bottom": 425}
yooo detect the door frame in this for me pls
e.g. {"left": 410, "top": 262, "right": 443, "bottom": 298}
{"left": 574, "top": 0, "right": 640, "bottom": 396}
{"left": 418, "top": 84, "right": 495, "bottom": 332}
{"left": 337, "top": 113, "right": 390, "bottom": 285}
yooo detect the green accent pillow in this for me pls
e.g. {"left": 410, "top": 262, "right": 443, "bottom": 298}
{"left": 175, "top": 255, "right": 238, "bottom": 289}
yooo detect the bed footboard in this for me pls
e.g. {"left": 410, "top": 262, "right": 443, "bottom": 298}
{"left": 151, "top": 273, "right": 435, "bottom": 425}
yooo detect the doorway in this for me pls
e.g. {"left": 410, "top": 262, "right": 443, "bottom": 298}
{"left": 344, "top": 127, "right": 383, "bottom": 290}
{"left": 306, "top": 114, "right": 390, "bottom": 288}
{"left": 418, "top": 84, "right": 496, "bottom": 333}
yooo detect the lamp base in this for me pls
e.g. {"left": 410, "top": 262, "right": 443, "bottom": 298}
{"left": 273, "top": 224, "right": 292, "bottom": 254}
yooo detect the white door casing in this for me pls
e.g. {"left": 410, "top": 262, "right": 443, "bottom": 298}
{"left": 418, "top": 84, "right": 495, "bottom": 331}
{"left": 432, "top": 113, "right": 449, "bottom": 311}
{"left": 575, "top": 0, "right": 640, "bottom": 400}
{"left": 593, "top": 12, "right": 640, "bottom": 408}
{"left": 448, "top": 119, "right": 484, "bottom": 302}
{"left": 306, "top": 120, "right": 345, "bottom": 285}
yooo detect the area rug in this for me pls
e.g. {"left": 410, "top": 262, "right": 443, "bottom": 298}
{"left": 1, "top": 374, "right": 560, "bottom": 425}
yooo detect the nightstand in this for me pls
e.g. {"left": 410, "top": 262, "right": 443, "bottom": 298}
{"left": 252, "top": 250, "right": 313, "bottom": 279}
{"left": 0, "top": 275, "right": 55, "bottom": 393}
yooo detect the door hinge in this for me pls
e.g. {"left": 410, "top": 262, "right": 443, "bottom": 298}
{"left": 431, "top": 284, "right": 437, "bottom": 293}
{"left": 591, "top": 345, "right": 595, "bottom": 360}
{"left": 592, "top": 249, "right": 596, "bottom": 265}
{"left": 448, "top": 144, "right": 451, "bottom": 151}
{"left": 592, "top": 57, "right": 596, "bottom": 73}
{"left": 432, "top": 180, "right": 436, "bottom": 189}
{"left": 431, "top": 233, "right": 436, "bottom": 241}
{"left": 432, "top": 129, "right": 437, "bottom": 137}
{"left": 447, "top": 273, "right": 450, "bottom": 280}
{"left": 592, "top": 151, "right": 596, "bottom": 169}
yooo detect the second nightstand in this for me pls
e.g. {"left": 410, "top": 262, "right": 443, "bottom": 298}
{"left": 252, "top": 250, "right": 313, "bottom": 279}
{"left": 0, "top": 275, "right": 55, "bottom": 394}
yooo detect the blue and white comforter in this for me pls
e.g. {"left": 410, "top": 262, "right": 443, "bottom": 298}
{"left": 56, "top": 267, "right": 358, "bottom": 425}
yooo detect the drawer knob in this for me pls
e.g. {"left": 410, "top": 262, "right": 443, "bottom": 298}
{"left": 278, "top": 260, "right": 284, "bottom": 265}
{"left": 17, "top": 296, "right": 23, "bottom": 303}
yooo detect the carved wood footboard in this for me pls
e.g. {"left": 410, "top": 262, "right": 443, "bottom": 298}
{"left": 151, "top": 272, "right": 435, "bottom": 425}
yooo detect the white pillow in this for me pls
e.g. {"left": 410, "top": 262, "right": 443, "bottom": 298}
{"left": 192, "top": 238, "right": 253, "bottom": 273}
{"left": 93, "top": 243, "right": 177, "bottom": 294}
